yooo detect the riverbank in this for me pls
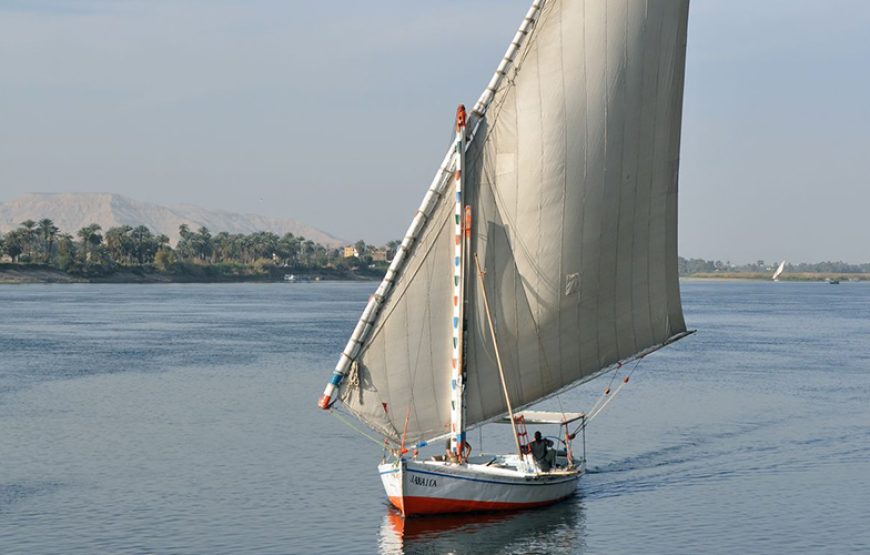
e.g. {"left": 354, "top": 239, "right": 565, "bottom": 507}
{"left": 0, "top": 263, "right": 381, "bottom": 284}
{"left": 5, "top": 264, "right": 868, "bottom": 285}
{"left": 687, "top": 272, "right": 870, "bottom": 282}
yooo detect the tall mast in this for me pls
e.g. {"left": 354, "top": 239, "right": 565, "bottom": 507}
{"left": 450, "top": 105, "right": 468, "bottom": 460}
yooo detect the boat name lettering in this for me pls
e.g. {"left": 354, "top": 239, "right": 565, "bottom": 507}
{"left": 410, "top": 475, "right": 437, "bottom": 487}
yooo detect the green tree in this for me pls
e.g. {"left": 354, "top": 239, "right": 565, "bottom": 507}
{"left": 37, "top": 218, "right": 59, "bottom": 263}
{"left": 56, "top": 233, "right": 75, "bottom": 270}
{"left": 177, "top": 224, "right": 195, "bottom": 260}
{"left": 385, "top": 240, "right": 400, "bottom": 259}
{"left": 301, "top": 239, "right": 315, "bottom": 267}
{"left": 18, "top": 219, "right": 37, "bottom": 261}
{"left": 194, "top": 226, "right": 213, "bottom": 261}
{"left": 77, "top": 224, "right": 103, "bottom": 262}
{"left": 131, "top": 225, "right": 156, "bottom": 264}
{"left": 105, "top": 226, "right": 133, "bottom": 264}
{"left": 4, "top": 230, "right": 24, "bottom": 262}
{"left": 154, "top": 246, "right": 174, "bottom": 271}
{"left": 213, "top": 231, "right": 233, "bottom": 262}
{"left": 277, "top": 233, "right": 299, "bottom": 267}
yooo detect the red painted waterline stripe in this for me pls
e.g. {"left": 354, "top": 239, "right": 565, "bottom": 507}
{"left": 389, "top": 495, "right": 569, "bottom": 516}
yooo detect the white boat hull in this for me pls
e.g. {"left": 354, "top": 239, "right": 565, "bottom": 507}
{"left": 379, "top": 455, "right": 581, "bottom": 516}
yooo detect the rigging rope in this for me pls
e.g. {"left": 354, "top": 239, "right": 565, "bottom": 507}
{"left": 328, "top": 408, "right": 393, "bottom": 450}
{"left": 574, "top": 359, "right": 643, "bottom": 435}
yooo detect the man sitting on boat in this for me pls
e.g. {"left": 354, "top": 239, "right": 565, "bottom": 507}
{"left": 530, "top": 431, "right": 556, "bottom": 471}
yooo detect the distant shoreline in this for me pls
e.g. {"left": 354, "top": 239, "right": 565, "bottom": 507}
{"left": 683, "top": 272, "right": 870, "bottom": 282}
{"left": 4, "top": 264, "right": 867, "bottom": 285}
{"left": 0, "top": 264, "right": 381, "bottom": 285}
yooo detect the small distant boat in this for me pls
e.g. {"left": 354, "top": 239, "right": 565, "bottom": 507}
{"left": 772, "top": 261, "right": 786, "bottom": 282}
{"left": 283, "top": 274, "right": 296, "bottom": 282}
{"left": 827, "top": 279, "right": 840, "bottom": 285}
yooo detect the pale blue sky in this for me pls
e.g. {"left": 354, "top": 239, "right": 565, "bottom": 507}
{"left": 1, "top": 0, "right": 868, "bottom": 262}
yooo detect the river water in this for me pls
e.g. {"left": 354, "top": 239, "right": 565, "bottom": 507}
{"left": 1, "top": 281, "right": 868, "bottom": 554}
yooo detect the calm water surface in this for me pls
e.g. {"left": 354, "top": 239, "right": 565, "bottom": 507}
{"left": 1, "top": 281, "right": 868, "bottom": 554}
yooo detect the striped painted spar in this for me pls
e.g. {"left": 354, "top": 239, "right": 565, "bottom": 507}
{"left": 379, "top": 455, "right": 583, "bottom": 516}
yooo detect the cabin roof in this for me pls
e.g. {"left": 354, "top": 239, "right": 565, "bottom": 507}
{"left": 500, "top": 410, "right": 586, "bottom": 425}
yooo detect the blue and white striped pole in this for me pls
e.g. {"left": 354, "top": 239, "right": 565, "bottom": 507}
{"left": 450, "top": 105, "right": 468, "bottom": 460}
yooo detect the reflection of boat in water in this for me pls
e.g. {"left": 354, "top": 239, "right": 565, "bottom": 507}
{"left": 378, "top": 500, "right": 584, "bottom": 554}
{"left": 317, "top": 0, "right": 691, "bottom": 517}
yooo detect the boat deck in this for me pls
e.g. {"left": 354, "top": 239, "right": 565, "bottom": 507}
{"left": 421, "top": 453, "right": 582, "bottom": 479}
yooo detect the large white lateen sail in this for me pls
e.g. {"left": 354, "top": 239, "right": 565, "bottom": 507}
{"left": 320, "top": 0, "right": 690, "bottom": 451}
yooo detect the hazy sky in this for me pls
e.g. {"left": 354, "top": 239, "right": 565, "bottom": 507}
{"left": 1, "top": 0, "right": 868, "bottom": 263}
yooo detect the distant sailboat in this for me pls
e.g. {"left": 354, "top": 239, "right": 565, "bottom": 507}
{"left": 773, "top": 261, "right": 786, "bottom": 281}
{"left": 318, "top": 0, "right": 692, "bottom": 516}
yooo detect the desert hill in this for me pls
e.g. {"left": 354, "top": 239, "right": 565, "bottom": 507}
{"left": 0, "top": 193, "right": 343, "bottom": 247}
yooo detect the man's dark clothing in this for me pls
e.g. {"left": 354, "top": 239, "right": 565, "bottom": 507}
{"left": 530, "top": 437, "right": 555, "bottom": 471}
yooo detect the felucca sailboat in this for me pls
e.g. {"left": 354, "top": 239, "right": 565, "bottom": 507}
{"left": 318, "top": 0, "right": 692, "bottom": 516}
{"left": 773, "top": 261, "right": 786, "bottom": 281}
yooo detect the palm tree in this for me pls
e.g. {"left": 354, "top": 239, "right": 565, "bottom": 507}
{"left": 56, "top": 233, "right": 75, "bottom": 269}
{"left": 213, "top": 232, "right": 231, "bottom": 262}
{"left": 302, "top": 239, "right": 315, "bottom": 267}
{"left": 177, "top": 224, "right": 195, "bottom": 260}
{"left": 277, "top": 233, "right": 298, "bottom": 266}
{"left": 105, "top": 226, "right": 133, "bottom": 264}
{"left": 18, "top": 220, "right": 37, "bottom": 260}
{"left": 37, "top": 218, "right": 59, "bottom": 263}
{"left": 195, "top": 227, "right": 213, "bottom": 261}
{"left": 131, "top": 225, "right": 154, "bottom": 264}
{"left": 77, "top": 224, "right": 103, "bottom": 262}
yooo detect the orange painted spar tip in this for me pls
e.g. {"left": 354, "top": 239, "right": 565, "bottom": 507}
{"left": 455, "top": 104, "right": 467, "bottom": 130}
{"left": 317, "top": 394, "right": 331, "bottom": 409}
{"left": 604, "top": 387, "right": 611, "bottom": 395}
{"left": 464, "top": 206, "right": 472, "bottom": 236}
{"left": 400, "top": 447, "right": 409, "bottom": 455}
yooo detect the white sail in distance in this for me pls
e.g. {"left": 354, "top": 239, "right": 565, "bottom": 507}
{"left": 773, "top": 261, "right": 786, "bottom": 281}
{"left": 328, "top": 0, "right": 691, "bottom": 447}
